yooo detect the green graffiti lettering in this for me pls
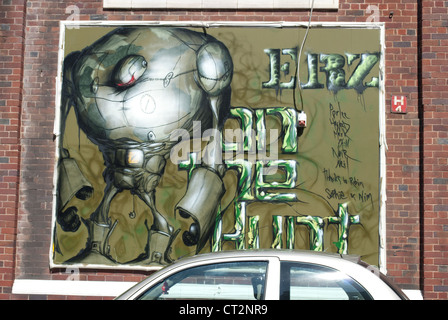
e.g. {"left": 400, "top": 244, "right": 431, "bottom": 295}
{"left": 286, "top": 216, "right": 295, "bottom": 249}
{"left": 223, "top": 107, "right": 254, "bottom": 153}
{"left": 272, "top": 215, "right": 283, "bottom": 249}
{"left": 297, "top": 215, "right": 325, "bottom": 251}
{"left": 248, "top": 216, "right": 260, "bottom": 249}
{"left": 221, "top": 201, "right": 247, "bottom": 250}
{"left": 320, "top": 54, "right": 346, "bottom": 92}
{"left": 262, "top": 48, "right": 297, "bottom": 91}
{"left": 266, "top": 107, "right": 298, "bottom": 153}
{"left": 328, "top": 203, "right": 360, "bottom": 254}
{"left": 255, "top": 160, "right": 298, "bottom": 202}
{"left": 226, "top": 160, "right": 254, "bottom": 201}
{"left": 346, "top": 53, "right": 380, "bottom": 93}
{"left": 262, "top": 50, "right": 380, "bottom": 92}
{"left": 280, "top": 48, "right": 297, "bottom": 89}
{"left": 301, "top": 53, "right": 324, "bottom": 89}
{"left": 255, "top": 109, "right": 266, "bottom": 151}
{"left": 213, "top": 204, "right": 359, "bottom": 254}
{"left": 262, "top": 49, "right": 280, "bottom": 89}
{"left": 221, "top": 107, "right": 291, "bottom": 157}
{"left": 345, "top": 53, "right": 360, "bottom": 66}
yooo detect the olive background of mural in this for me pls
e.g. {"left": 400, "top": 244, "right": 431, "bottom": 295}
{"left": 53, "top": 25, "right": 381, "bottom": 268}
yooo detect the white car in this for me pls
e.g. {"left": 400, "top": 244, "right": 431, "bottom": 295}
{"left": 115, "top": 250, "right": 408, "bottom": 300}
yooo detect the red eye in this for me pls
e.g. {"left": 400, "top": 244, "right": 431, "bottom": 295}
{"left": 113, "top": 55, "right": 147, "bottom": 88}
{"left": 117, "top": 74, "right": 136, "bottom": 87}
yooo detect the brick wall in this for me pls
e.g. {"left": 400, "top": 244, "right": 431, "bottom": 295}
{"left": 0, "top": 0, "right": 26, "bottom": 300}
{"left": 0, "top": 0, "right": 447, "bottom": 299}
{"left": 421, "top": 0, "right": 448, "bottom": 300}
{"left": 383, "top": 0, "right": 421, "bottom": 293}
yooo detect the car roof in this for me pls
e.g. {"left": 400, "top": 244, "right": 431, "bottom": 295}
{"left": 175, "top": 249, "right": 360, "bottom": 262}
{"left": 156, "top": 249, "right": 363, "bottom": 273}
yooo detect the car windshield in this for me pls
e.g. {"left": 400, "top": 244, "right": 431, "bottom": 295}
{"left": 137, "top": 261, "right": 268, "bottom": 300}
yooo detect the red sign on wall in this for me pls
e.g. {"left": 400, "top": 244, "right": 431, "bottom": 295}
{"left": 391, "top": 95, "right": 407, "bottom": 114}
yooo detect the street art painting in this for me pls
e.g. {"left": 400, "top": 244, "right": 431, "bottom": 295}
{"left": 52, "top": 23, "right": 384, "bottom": 269}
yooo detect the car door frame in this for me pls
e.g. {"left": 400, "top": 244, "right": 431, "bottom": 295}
{"left": 273, "top": 254, "right": 404, "bottom": 300}
{"left": 123, "top": 255, "right": 281, "bottom": 300}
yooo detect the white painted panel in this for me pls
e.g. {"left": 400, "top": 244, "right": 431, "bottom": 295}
{"left": 131, "top": 0, "right": 167, "bottom": 9}
{"left": 203, "top": 0, "right": 238, "bottom": 8}
{"left": 103, "top": 0, "right": 339, "bottom": 9}
{"left": 12, "top": 279, "right": 137, "bottom": 297}
{"left": 238, "top": 0, "right": 274, "bottom": 9}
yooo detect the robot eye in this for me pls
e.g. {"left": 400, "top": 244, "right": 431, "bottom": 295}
{"left": 112, "top": 55, "right": 147, "bottom": 88}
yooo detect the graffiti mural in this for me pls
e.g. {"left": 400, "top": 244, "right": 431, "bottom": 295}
{"left": 52, "top": 24, "right": 384, "bottom": 269}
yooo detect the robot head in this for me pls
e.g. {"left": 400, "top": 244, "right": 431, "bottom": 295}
{"left": 63, "top": 27, "right": 233, "bottom": 144}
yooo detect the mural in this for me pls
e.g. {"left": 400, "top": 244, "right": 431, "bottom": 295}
{"left": 52, "top": 25, "right": 383, "bottom": 269}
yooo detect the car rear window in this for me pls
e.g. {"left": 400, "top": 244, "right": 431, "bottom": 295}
{"left": 280, "top": 262, "right": 372, "bottom": 300}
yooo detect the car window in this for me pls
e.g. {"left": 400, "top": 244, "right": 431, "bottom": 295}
{"left": 137, "top": 261, "right": 268, "bottom": 300}
{"left": 280, "top": 262, "right": 372, "bottom": 300}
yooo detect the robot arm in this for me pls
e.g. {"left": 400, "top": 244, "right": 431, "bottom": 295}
{"left": 56, "top": 51, "right": 93, "bottom": 232}
{"left": 195, "top": 40, "right": 234, "bottom": 171}
{"left": 176, "top": 40, "right": 234, "bottom": 252}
